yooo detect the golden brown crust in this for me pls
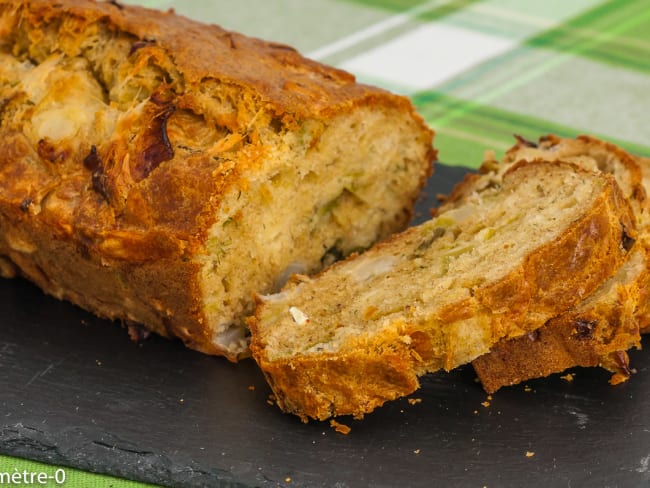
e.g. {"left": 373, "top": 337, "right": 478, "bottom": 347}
{"left": 439, "top": 134, "right": 646, "bottom": 218}
{"left": 250, "top": 161, "right": 637, "bottom": 420}
{"left": 1, "top": 0, "right": 396, "bottom": 118}
{"left": 260, "top": 349, "right": 420, "bottom": 422}
{"left": 635, "top": 157, "right": 650, "bottom": 333}
{"left": 474, "top": 252, "right": 646, "bottom": 393}
{"left": 0, "top": 0, "right": 434, "bottom": 358}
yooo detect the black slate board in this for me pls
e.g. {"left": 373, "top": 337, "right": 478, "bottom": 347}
{"left": 3, "top": 164, "right": 650, "bottom": 488}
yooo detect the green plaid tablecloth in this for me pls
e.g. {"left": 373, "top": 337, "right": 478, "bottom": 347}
{"left": 133, "top": 0, "right": 650, "bottom": 168}
{"left": 4, "top": 0, "right": 649, "bottom": 486}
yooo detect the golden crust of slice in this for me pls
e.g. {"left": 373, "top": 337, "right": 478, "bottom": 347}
{"left": 439, "top": 134, "right": 646, "bottom": 218}
{"left": 474, "top": 248, "right": 646, "bottom": 393}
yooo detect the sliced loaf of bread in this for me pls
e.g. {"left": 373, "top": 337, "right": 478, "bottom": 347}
{"left": 464, "top": 135, "right": 649, "bottom": 391}
{"left": 249, "top": 160, "right": 636, "bottom": 420}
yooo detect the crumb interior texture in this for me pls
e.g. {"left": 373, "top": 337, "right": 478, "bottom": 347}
{"left": 0, "top": 1, "right": 434, "bottom": 359}
{"left": 250, "top": 161, "right": 635, "bottom": 420}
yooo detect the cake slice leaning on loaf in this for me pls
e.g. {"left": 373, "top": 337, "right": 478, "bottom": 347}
{"left": 249, "top": 160, "right": 636, "bottom": 421}
{"left": 460, "top": 135, "right": 650, "bottom": 392}
{"left": 0, "top": 0, "right": 434, "bottom": 360}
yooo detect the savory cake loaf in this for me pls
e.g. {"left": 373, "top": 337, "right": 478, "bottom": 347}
{"left": 249, "top": 161, "right": 636, "bottom": 420}
{"left": 462, "top": 135, "right": 650, "bottom": 391}
{"left": 0, "top": 0, "right": 434, "bottom": 359}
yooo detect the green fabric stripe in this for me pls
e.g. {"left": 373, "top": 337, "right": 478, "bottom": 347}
{"left": 340, "top": 0, "right": 482, "bottom": 21}
{"left": 421, "top": 3, "right": 650, "bottom": 165}
{"left": 438, "top": 2, "right": 650, "bottom": 118}
{"left": 414, "top": 92, "right": 650, "bottom": 168}
{"left": 408, "top": 0, "right": 483, "bottom": 22}
{"left": 314, "top": 0, "right": 484, "bottom": 66}
{"left": 526, "top": 0, "right": 650, "bottom": 73}
{"left": 0, "top": 455, "right": 160, "bottom": 487}
{"left": 340, "top": 0, "right": 427, "bottom": 10}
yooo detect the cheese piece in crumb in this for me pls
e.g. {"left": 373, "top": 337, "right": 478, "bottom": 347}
{"left": 289, "top": 306, "right": 310, "bottom": 325}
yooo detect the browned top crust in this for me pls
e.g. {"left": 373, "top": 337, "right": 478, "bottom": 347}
{"left": 5, "top": 0, "right": 397, "bottom": 118}
{"left": 0, "top": 0, "right": 432, "bottom": 261}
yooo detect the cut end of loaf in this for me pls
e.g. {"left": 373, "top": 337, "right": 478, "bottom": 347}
{"left": 200, "top": 104, "right": 435, "bottom": 359}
